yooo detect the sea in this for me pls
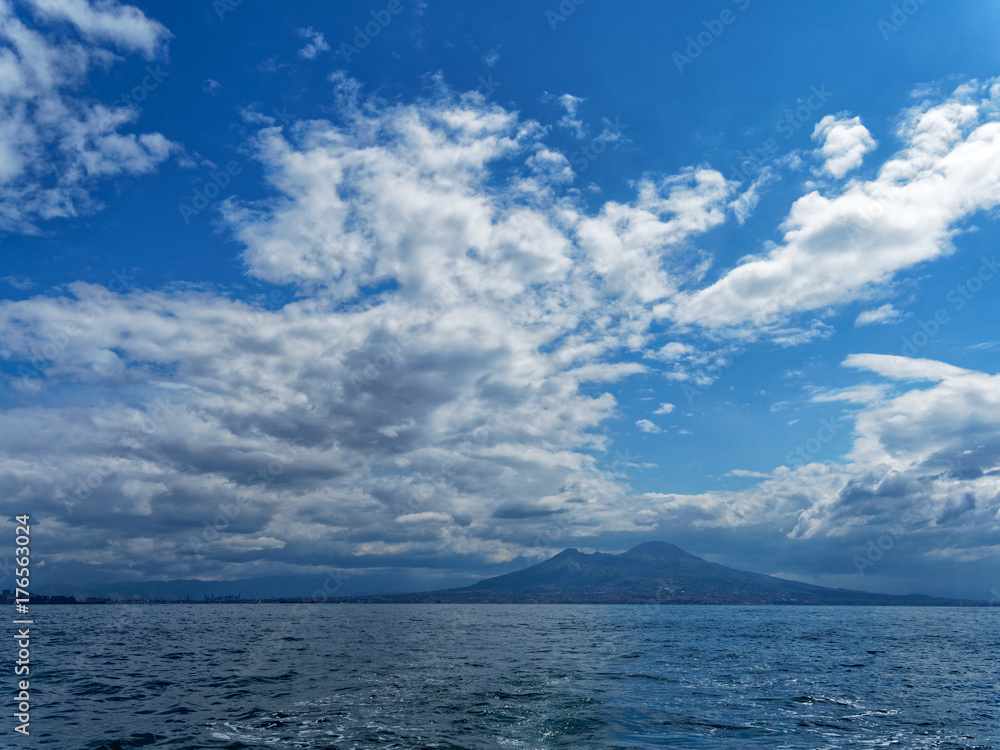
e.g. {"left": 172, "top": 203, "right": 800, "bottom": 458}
{"left": 20, "top": 603, "right": 999, "bottom": 749}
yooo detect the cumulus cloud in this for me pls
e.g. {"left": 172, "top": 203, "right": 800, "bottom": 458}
{"left": 0, "top": 77, "right": 733, "bottom": 582}
{"left": 0, "top": 0, "right": 175, "bottom": 233}
{"left": 4, "top": 65, "right": 999, "bottom": 597}
{"left": 635, "top": 419, "right": 661, "bottom": 434}
{"left": 812, "top": 114, "right": 877, "bottom": 178}
{"left": 644, "top": 353, "right": 1000, "bottom": 596}
{"left": 670, "top": 80, "right": 1000, "bottom": 337}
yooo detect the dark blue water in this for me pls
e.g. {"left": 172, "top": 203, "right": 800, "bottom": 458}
{"left": 19, "top": 604, "right": 999, "bottom": 748}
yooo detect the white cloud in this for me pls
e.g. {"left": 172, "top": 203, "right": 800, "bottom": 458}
{"left": 297, "top": 26, "right": 329, "bottom": 59}
{"left": 670, "top": 80, "right": 1000, "bottom": 336}
{"left": 812, "top": 114, "right": 877, "bottom": 178}
{"left": 526, "top": 146, "right": 574, "bottom": 184}
{"left": 0, "top": 78, "right": 735, "bottom": 580}
{"left": 730, "top": 167, "right": 778, "bottom": 224}
{"left": 0, "top": 0, "right": 175, "bottom": 233}
{"left": 727, "top": 469, "right": 769, "bottom": 478}
{"left": 811, "top": 383, "right": 887, "bottom": 404}
{"left": 214, "top": 536, "right": 287, "bottom": 551}
{"left": 644, "top": 354, "right": 1000, "bottom": 592}
{"left": 2, "top": 274, "right": 34, "bottom": 290}
{"left": 578, "top": 167, "right": 733, "bottom": 306}
{"left": 636, "top": 419, "right": 661, "bottom": 434}
{"left": 855, "top": 302, "right": 904, "bottom": 326}
{"left": 843, "top": 353, "right": 973, "bottom": 383}
{"left": 22, "top": 0, "right": 170, "bottom": 59}
{"left": 555, "top": 92, "right": 585, "bottom": 138}
{"left": 5, "top": 65, "right": 998, "bottom": 594}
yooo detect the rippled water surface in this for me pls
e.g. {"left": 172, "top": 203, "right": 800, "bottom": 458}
{"left": 25, "top": 604, "right": 1000, "bottom": 748}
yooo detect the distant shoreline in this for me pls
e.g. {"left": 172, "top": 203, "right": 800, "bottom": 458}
{"left": 15, "top": 596, "right": 996, "bottom": 607}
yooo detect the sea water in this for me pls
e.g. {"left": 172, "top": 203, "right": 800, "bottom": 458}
{"left": 23, "top": 604, "right": 1000, "bottom": 748}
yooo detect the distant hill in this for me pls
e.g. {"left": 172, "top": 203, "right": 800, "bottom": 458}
{"left": 36, "top": 541, "right": 987, "bottom": 605}
{"left": 372, "top": 541, "right": 984, "bottom": 605}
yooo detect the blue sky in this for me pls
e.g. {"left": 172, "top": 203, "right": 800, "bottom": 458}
{"left": 3, "top": 0, "right": 1000, "bottom": 600}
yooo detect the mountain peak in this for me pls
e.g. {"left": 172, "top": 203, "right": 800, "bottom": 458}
{"left": 621, "top": 540, "right": 696, "bottom": 561}
{"left": 390, "top": 540, "right": 981, "bottom": 605}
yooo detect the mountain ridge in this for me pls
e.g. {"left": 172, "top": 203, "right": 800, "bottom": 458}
{"left": 374, "top": 541, "right": 985, "bottom": 605}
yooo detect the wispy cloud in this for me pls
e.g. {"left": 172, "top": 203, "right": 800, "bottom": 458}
{"left": 555, "top": 93, "right": 586, "bottom": 138}
{"left": 855, "top": 303, "right": 905, "bottom": 326}
{"left": 297, "top": 27, "right": 330, "bottom": 59}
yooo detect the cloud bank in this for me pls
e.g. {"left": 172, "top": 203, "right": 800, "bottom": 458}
{"left": 1, "top": 41, "right": 999, "bottom": 598}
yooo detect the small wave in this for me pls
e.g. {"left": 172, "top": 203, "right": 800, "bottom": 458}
{"left": 84, "top": 733, "right": 160, "bottom": 749}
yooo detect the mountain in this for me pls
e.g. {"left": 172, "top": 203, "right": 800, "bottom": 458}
{"left": 374, "top": 541, "right": 983, "bottom": 605}
{"left": 38, "top": 541, "right": 986, "bottom": 605}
